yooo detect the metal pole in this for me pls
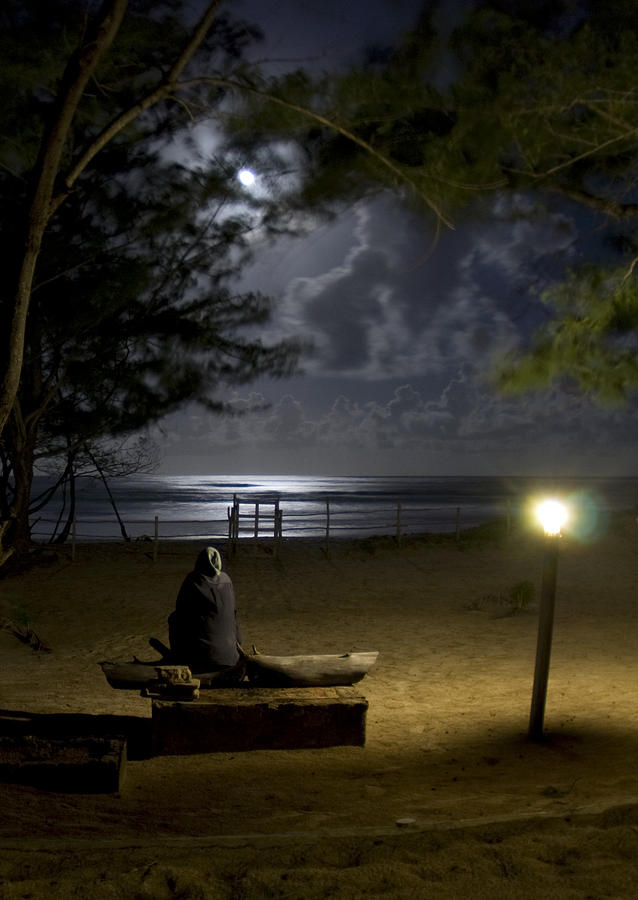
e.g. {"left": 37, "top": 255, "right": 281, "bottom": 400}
{"left": 529, "top": 534, "right": 560, "bottom": 740}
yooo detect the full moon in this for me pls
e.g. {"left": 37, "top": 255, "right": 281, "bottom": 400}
{"left": 238, "top": 168, "right": 256, "bottom": 187}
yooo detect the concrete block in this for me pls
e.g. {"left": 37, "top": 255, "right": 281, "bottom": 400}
{"left": 0, "top": 734, "right": 126, "bottom": 792}
{"left": 152, "top": 686, "right": 368, "bottom": 755}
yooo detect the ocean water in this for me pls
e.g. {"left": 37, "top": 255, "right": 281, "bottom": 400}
{"left": 28, "top": 473, "right": 638, "bottom": 543}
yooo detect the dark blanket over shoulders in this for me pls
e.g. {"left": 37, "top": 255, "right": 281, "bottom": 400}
{"left": 169, "top": 566, "right": 241, "bottom": 673}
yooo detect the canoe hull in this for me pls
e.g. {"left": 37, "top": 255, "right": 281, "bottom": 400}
{"left": 243, "top": 651, "right": 379, "bottom": 687}
{"left": 100, "top": 651, "right": 378, "bottom": 690}
{"left": 100, "top": 662, "right": 162, "bottom": 690}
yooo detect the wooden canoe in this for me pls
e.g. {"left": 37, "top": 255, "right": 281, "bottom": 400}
{"left": 242, "top": 650, "right": 379, "bottom": 687}
{"left": 100, "top": 660, "right": 167, "bottom": 690}
{"left": 99, "top": 660, "right": 242, "bottom": 690}
{"left": 100, "top": 650, "right": 378, "bottom": 691}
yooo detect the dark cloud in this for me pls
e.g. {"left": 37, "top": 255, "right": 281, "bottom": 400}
{"left": 255, "top": 192, "right": 576, "bottom": 383}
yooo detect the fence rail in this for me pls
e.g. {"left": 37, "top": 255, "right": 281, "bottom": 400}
{"left": 29, "top": 497, "right": 512, "bottom": 559}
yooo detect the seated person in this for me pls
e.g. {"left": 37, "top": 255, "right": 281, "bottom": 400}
{"left": 167, "top": 545, "right": 244, "bottom": 681}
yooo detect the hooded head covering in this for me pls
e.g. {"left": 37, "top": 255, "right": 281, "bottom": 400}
{"left": 194, "top": 546, "right": 222, "bottom": 577}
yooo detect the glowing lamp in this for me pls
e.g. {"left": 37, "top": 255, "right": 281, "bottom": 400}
{"left": 537, "top": 499, "right": 567, "bottom": 536}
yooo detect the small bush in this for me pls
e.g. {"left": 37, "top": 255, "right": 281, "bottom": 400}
{"left": 508, "top": 579, "right": 534, "bottom": 610}
{"left": 467, "top": 579, "right": 535, "bottom": 616}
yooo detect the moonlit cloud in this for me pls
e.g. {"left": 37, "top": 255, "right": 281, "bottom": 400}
{"left": 157, "top": 190, "right": 638, "bottom": 476}
{"left": 158, "top": 374, "right": 638, "bottom": 475}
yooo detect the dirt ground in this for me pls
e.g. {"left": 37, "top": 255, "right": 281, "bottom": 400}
{"left": 1, "top": 518, "right": 638, "bottom": 898}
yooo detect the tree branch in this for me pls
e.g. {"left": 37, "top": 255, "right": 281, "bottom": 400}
{"left": 56, "top": 0, "right": 224, "bottom": 206}
{"left": 178, "top": 76, "right": 456, "bottom": 228}
{"left": 546, "top": 183, "right": 638, "bottom": 219}
{"left": 532, "top": 126, "right": 638, "bottom": 179}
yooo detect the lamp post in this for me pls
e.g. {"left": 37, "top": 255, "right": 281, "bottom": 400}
{"left": 529, "top": 500, "right": 567, "bottom": 741}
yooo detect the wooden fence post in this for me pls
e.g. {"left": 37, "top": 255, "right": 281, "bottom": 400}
{"left": 324, "top": 499, "right": 331, "bottom": 556}
{"left": 455, "top": 506, "right": 461, "bottom": 541}
{"left": 71, "top": 517, "right": 77, "bottom": 562}
{"left": 396, "top": 501, "right": 402, "bottom": 546}
{"left": 275, "top": 507, "right": 282, "bottom": 557}
{"left": 153, "top": 515, "right": 159, "bottom": 562}
{"left": 227, "top": 502, "right": 238, "bottom": 554}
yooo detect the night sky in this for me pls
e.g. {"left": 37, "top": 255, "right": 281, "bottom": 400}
{"left": 157, "top": 0, "right": 638, "bottom": 477}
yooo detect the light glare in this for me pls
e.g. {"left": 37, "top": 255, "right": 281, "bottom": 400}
{"left": 537, "top": 499, "right": 567, "bottom": 535}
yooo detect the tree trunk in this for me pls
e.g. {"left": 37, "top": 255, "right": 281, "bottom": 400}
{"left": 0, "top": 0, "right": 128, "bottom": 438}
{"left": 85, "top": 447, "right": 130, "bottom": 542}
{"left": 0, "top": 0, "right": 226, "bottom": 566}
{"left": 0, "top": 407, "right": 38, "bottom": 558}
{"left": 52, "top": 457, "right": 78, "bottom": 545}
{"left": 0, "top": 0, "right": 226, "bottom": 440}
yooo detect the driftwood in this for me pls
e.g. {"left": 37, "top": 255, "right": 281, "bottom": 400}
{"left": 1, "top": 616, "right": 51, "bottom": 653}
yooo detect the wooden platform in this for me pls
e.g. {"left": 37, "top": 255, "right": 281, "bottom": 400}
{"left": 0, "top": 734, "right": 126, "bottom": 793}
{"left": 152, "top": 687, "right": 368, "bottom": 755}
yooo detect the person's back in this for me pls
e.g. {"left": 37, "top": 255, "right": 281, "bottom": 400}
{"left": 169, "top": 546, "right": 242, "bottom": 675}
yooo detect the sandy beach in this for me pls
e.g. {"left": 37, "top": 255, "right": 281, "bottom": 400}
{"left": 1, "top": 517, "right": 638, "bottom": 898}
